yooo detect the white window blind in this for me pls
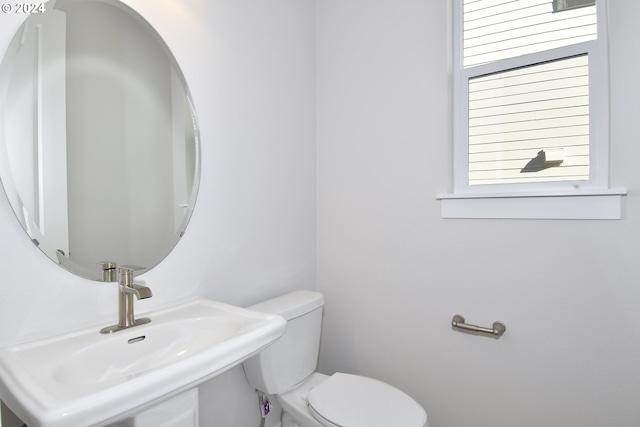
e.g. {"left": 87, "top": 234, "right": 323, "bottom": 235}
{"left": 463, "top": 0, "right": 597, "bottom": 68}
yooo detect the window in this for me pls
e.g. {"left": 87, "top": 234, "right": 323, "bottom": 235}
{"left": 439, "top": 0, "right": 625, "bottom": 219}
{"left": 468, "top": 55, "right": 590, "bottom": 186}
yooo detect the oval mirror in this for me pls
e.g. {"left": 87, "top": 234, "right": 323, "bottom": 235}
{"left": 0, "top": 0, "right": 200, "bottom": 280}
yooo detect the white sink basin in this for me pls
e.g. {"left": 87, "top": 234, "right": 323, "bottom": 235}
{"left": 0, "top": 298, "right": 286, "bottom": 427}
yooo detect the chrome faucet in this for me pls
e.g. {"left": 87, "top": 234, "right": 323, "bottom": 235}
{"left": 100, "top": 266, "right": 152, "bottom": 334}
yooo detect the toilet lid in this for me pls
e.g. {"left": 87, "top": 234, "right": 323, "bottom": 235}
{"left": 306, "top": 373, "right": 426, "bottom": 427}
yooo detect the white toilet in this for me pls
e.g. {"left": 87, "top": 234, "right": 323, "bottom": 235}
{"left": 243, "top": 290, "right": 428, "bottom": 427}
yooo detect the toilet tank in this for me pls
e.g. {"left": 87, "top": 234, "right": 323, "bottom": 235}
{"left": 243, "top": 291, "right": 324, "bottom": 394}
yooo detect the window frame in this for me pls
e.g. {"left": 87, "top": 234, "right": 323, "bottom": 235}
{"left": 440, "top": 0, "right": 626, "bottom": 219}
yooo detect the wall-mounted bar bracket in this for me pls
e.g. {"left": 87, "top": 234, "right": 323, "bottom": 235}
{"left": 452, "top": 314, "right": 506, "bottom": 338}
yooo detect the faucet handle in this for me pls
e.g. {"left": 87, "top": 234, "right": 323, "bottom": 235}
{"left": 119, "top": 265, "right": 145, "bottom": 286}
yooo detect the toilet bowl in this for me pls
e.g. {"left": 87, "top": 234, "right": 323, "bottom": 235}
{"left": 242, "top": 291, "right": 428, "bottom": 427}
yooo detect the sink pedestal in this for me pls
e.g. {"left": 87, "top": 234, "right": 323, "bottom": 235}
{"left": 2, "top": 389, "right": 199, "bottom": 427}
{"left": 112, "top": 389, "right": 198, "bottom": 427}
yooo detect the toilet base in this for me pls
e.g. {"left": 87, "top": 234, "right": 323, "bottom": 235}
{"left": 277, "top": 373, "right": 329, "bottom": 427}
{"left": 281, "top": 412, "right": 305, "bottom": 427}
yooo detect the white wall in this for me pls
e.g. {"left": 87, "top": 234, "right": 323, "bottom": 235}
{"left": 316, "top": 1, "right": 640, "bottom": 427}
{"left": 2, "top": 1, "right": 640, "bottom": 427}
{"left": 0, "top": 0, "right": 315, "bottom": 425}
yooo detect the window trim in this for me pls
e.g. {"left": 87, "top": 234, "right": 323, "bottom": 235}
{"left": 441, "top": 0, "right": 625, "bottom": 219}
{"left": 436, "top": 188, "right": 626, "bottom": 220}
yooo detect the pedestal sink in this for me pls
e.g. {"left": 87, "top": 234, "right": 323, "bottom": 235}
{"left": 0, "top": 298, "right": 287, "bottom": 427}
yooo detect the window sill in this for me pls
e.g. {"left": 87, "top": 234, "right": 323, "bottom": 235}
{"left": 436, "top": 189, "right": 627, "bottom": 220}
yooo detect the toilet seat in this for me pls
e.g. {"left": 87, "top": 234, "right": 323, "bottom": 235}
{"left": 306, "top": 373, "right": 427, "bottom": 427}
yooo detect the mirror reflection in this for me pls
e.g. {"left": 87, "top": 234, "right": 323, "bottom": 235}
{"left": 0, "top": 0, "right": 200, "bottom": 280}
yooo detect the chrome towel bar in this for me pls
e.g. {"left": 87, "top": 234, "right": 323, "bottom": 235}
{"left": 452, "top": 314, "right": 506, "bottom": 338}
